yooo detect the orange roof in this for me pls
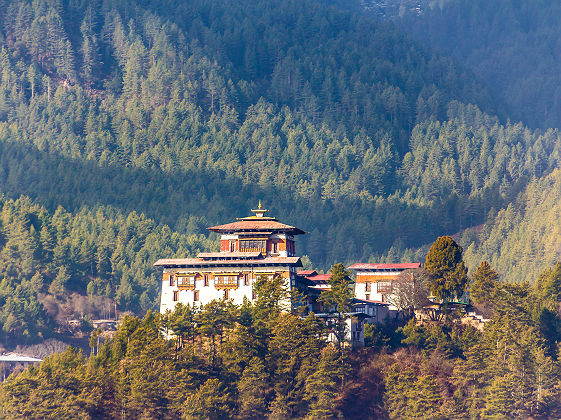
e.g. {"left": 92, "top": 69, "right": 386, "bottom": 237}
{"left": 208, "top": 219, "right": 305, "bottom": 234}
{"left": 349, "top": 263, "right": 421, "bottom": 270}
{"left": 297, "top": 270, "right": 318, "bottom": 276}
{"left": 307, "top": 274, "right": 331, "bottom": 282}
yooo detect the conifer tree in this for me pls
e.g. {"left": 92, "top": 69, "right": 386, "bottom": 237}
{"left": 482, "top": 376, "right": 516, "bottom": 419}
{"left": 49, "top": 266, "right": 70, "bottom": 296}
{"left": 318, "top": 263, "right": 354, "bottom": 347}
{"left": 425, "top": 236, "right": 469, "bottom": 301}
{"left": 237, "top": 357, "right": 271, "bottom": 419}
{"left": 183, "top": 378, "right": 233, "bottom": 420}
{"left": 407, "top": 375, "right": 442, "bottom": 418}
{"left": 470, "top": 261, "right": 499, "bottom": 304}
{"left": 303, "top": 346, "right": 344, "bottom": 419}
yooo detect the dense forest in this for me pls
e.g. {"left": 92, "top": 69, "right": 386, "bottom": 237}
{"left": 0, "top": 0, "right": 505, "bottom": 256}
{"left": 4, "top": 253, "right": 561, "bottom": 419}
{"left": 0, "top": 0, "right": 558, "bottom": 340}
{"left": 400, "top": 0, "right": 561, "bottom": 130}
{"left": 4, "top": 0, "right": 561, "bottom": 418}
{"left": 0, "top": 195, "right": 214, "bottom": 342}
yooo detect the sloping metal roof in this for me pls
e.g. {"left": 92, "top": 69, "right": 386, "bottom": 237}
{"left": 154, "top": 257, "right": 302, "bottom": 267}
{"left": 0, "top": 353, "right": 42, "bottom": 363}
{"left": 348, "top": 263, "right": 421, "bottom": 270}
{"left": 208, "top": 220, "right": 305, "bottom": 235}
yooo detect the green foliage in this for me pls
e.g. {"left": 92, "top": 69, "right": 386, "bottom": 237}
{"left": 304, "top": 346, "right": 346, "bottom": 419}
{"left": 0, "top": 195, "right": 213, "bottom": 344}
{"left": 237, "top": 357, "right": 271, "bottom": 420}
{"left": 0, "top": 0, "right": 533, "bottom": 277}
{"left": 469, "top": 261, "right": 499, "bottom": 305}
{"left": 0, "top": 298, "right": 331, "bottom": 419}
{"left": 4, "top": 262, "right": 561, "bottom": 418}
{"left": 183, "top": 378, "right": 234, "bottom": 420}
{"left": 402, "top": 0, "right": 561, "bottom": 130}
{"left": 318, "top": 263, "right": 354, "bottom": 347}
{"left": 425, "top": 236, "right": 468, "bottom": 301}
{"left": 463, "top": 168, "right": 561, "bottom": 283}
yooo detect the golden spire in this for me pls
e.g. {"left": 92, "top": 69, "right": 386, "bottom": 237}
{"left": 251, "top": 201, "right": 269, "bottom": 218}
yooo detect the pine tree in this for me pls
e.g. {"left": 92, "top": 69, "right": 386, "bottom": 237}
{"left": 237, "top": 357, "right": 271, "bottom": 419}
{"left": 183, "top": 378, "right": 233, "bottom": 420}
{"left": 303, "top": 346, "right": 344, "bottom": 419}
{"left": 49, "top": 266, "right": 70, "bottom": 296}
{"left": 470, "top": 261, "right": 499, "bottom": 304}
{"left": 425, "top": 236, "right": 469, "bottom": 301}
{"left": 482, "top": 376, "right": 516, "bottom": 419}
{"left": 318, "top": 263, "right": 354, "bottom": 348}
{"left": 407, "top": 375, "right": 442, "bottom": 418}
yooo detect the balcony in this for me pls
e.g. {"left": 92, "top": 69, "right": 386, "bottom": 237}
{"left": 176, "top": 276, "right": 196, "bottom": 290}
{"left": 214, "top": 276, "right": 239, "bottom": 289}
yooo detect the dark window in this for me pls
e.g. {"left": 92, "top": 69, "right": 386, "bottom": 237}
{"left": 224, "top": 289, "right": 229, "bottom": 299}
{"left": 169, "top": 275, "right": 175, "bottom": 287}
{"left": 173, "top": 291, "right": 178, "bottom": 301}
{"left": 365, "top": 294, "right": 370, "bottom": 301}
{"left": 194, "top": 291, "right": 199, "bottom": 301}
{"left": 244, "top": 274, "right": 250, "bottom": 286}
{"left": 204, "top": 275, "right": 209, "bottom": 286}
{"left": 365, "top": 282, "right": 371, "bottom": 292}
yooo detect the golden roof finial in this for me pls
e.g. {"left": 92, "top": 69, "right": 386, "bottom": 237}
{"left": 250, "top": 201, "right": 269, "bottom": 218}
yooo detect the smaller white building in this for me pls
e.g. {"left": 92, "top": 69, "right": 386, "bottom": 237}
{"left": 349, "top": 263, "right": 421, "bottom": 313}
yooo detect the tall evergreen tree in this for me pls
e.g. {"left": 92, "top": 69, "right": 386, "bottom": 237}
{"left": 425, "top": 236, "right": 469, "bottom": 301}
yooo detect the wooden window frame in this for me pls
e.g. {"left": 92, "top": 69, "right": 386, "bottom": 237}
{"left": 173, "top": 290, "right": 178, "bottom": 301}
{"left": 194, "top": 291, "right": 199, "bottom": 302}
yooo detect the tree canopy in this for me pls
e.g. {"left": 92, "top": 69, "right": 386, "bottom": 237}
{"left": 424, "top": 236, "right": 468, "bottom": 301}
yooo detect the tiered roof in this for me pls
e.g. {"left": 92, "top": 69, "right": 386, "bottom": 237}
{"left": 208, "top": 202, "right": 305, "bottom": 235}
{"left": 154, "top": 204, "right": 304, "bottom": 269}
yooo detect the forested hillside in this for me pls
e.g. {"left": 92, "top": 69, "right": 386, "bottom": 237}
{"left": 2, "top": 0, "right": 561, "bottom": 342}
{"left": 6, "top": 1, "right": 561, "bottom": 417}
{"left": 0, "top": 0, "right": 545, "bottom": 266}
{"left": 400, "top": 0, "right": 561, "bottom": 130}
{"left": 4, "top": 258, "right": 561, "bottom": 418}
{"left": 0, "top": 195, "right": 213, "bottom": 343}
{"left": 462, "top": 168, "right": 561, "bottom": 283}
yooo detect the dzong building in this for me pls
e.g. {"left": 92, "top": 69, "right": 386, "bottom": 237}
{"left": 154, "top": 203, "right": 310, "bottom": 311}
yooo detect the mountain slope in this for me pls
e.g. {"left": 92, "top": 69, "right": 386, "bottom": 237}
{"left": 399, "top": 0, "right": 561, "bottom": 130}
{"left": 1, "top": 1, "right": 561, "bottom": 341}
{"left": 0, "top": 0, "right": 505, "bottom": 266}
{"left": 462, "top": 168, "right": 561, "bottom": 282}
